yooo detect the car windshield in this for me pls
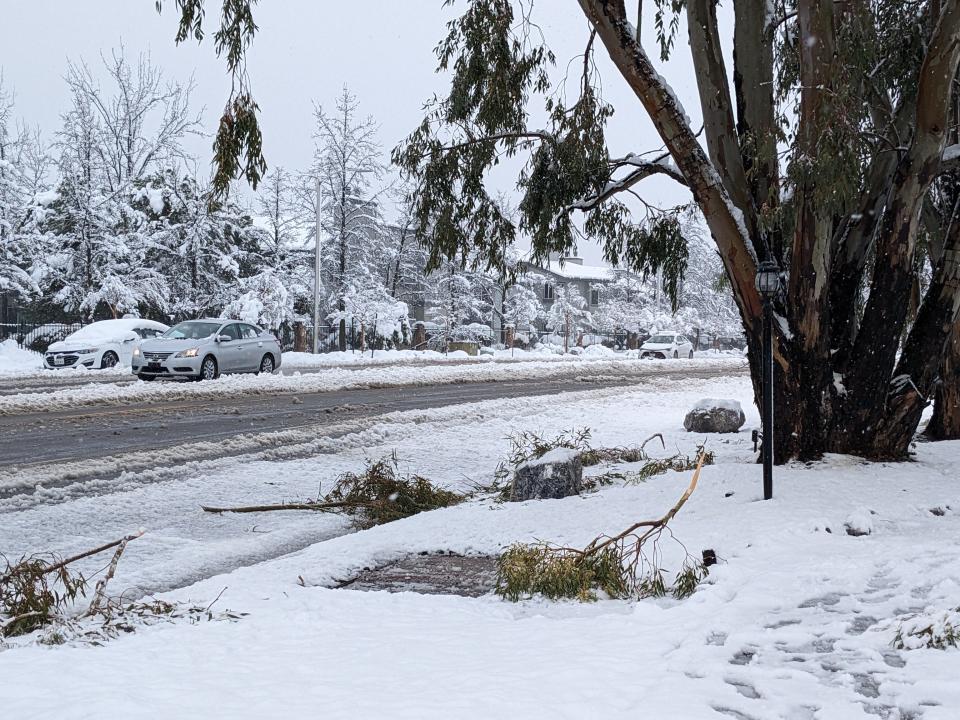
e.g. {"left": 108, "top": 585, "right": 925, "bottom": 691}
{"left": 163, "top": 321, "right": 221, "bottom": 340}
{"left": 648, "top": 335, "right": 675, "bottom": 344}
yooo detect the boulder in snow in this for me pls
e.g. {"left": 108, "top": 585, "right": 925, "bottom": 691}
{"left": 511, "top": 447, "right": 582, "bottom": 502}
{"left": 683, "top": 399, "right": 746, "bottom": 434}
{"left": 844, "top": 508, "right": 874, "bottom": 537}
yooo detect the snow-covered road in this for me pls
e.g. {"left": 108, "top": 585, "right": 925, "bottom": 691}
{"left": 0, "top": 354, "right": 745, "bottom": 414}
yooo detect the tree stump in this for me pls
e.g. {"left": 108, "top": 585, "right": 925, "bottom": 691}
{"left": 293, "top": 322, "right": 307, "bottom": 352}
{"left": 413, "top": 323, "right": 427, "bottom": 350}
{"left": 511, "top": 447, "right": 582, "bottom": 501}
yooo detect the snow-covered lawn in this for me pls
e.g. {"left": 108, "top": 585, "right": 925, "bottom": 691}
{"left": 2, "top": 372, "right": 958, "bottom": 719}
{"left": 0, "top": 355, "right": 745, "bottom": 414}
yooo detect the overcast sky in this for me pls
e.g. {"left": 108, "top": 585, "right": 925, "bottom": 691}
{"left": 0, "top": 1, "right": 728, "bottom": 263}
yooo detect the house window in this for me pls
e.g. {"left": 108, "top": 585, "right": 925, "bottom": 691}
{"left": 543, "top": 283, "right": 554, "bottom": 301}
{"left": 590, "top": 288, "right": 599, "bottom": 306}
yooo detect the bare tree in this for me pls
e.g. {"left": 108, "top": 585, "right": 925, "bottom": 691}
{"left": 64, "top": 49, "right": 200, "bottom": 193}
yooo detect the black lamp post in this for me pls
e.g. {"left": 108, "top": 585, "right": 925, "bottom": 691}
{"left": 755, "top": 259, "right": 780, "bottom": 500}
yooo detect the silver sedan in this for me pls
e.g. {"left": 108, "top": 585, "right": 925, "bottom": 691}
{"left": 133, "top": 319, "right": 282, "bottom": 381}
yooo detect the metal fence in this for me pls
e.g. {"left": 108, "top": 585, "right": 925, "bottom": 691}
{"left": 285, "top": 322, "right": 364, "bottom": 354}
{"left": 1, "top": 322, "right": 84, "bottom": 353}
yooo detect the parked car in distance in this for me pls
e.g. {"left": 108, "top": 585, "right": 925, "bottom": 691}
{"left": 133, "top": 319, "right": 282, "bottom": 381}
{"left": 639, "top": 331, "right": 695, "bottom": 359}
{"left": 44, "top": 318, "right": 170, "bottom": 370}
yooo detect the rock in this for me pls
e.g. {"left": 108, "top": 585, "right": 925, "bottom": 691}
{"left": 844, "top": 508, "right": 874, "bottom": 536}
{"left": 511, "top": 447, "right": 582, "bottom": 501}
{"left": 684, "top": 398, "right": 745, "bottom": 433}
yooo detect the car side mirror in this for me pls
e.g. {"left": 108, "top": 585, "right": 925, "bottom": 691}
{"left": 217, "top": 334, "right": 232, "bottom": 343}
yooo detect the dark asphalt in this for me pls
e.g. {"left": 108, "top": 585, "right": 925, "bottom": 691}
{"left": 0, "top": 367, "right": 741, "bottom": 471}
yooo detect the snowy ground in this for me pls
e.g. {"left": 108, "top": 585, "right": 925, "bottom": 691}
{"left": 2, "top": 371, "right": 959, "bottom": 719}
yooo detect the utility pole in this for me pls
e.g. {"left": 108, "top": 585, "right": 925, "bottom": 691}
{"left": 313, "top": 177, "right": 321, "bottom": 354}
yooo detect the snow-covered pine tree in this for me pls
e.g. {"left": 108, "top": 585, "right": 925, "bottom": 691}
{"left": 592, "top": 270, "right": 653, "bottom": 339}
{"left": 144, "top": 170, "right": 260, "bottom": 319}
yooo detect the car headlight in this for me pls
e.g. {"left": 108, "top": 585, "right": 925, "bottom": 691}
{"left": 174, "top": 347, "right": 200, "bottom": 358}
{"left": 74, "top": 348, "right": 98, "bottom": 355}
{"left": 132, "top": 346, "right": 141, "bottom": 357}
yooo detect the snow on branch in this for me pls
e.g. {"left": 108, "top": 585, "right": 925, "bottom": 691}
{"left": 568, "top": 153, "right": 687, "bottom": 212}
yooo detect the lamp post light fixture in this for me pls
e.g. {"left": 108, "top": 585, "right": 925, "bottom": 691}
{"left": 755, "top": 259, "right": 780, "bottom": 500}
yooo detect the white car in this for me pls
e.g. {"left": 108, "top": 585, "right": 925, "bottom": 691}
{"left": 640, "top": 331, "right": 695, "bottom": 359}
{"left": 44, "top": 319, "right": 170, "bottom": 370}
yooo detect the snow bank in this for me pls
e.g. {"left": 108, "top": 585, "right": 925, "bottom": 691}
{"left": 281, "top": 346, "right": 633, "bottom": 368}
{"left": 0, "top": 339, "right": 43, "bottom": 375}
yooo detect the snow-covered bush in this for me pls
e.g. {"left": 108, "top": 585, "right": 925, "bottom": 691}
{"left": 894, "top": 607, "right": 960, "bottom": 650}
{"left": 331, "top": 285, "right": 410, "bottom": 348}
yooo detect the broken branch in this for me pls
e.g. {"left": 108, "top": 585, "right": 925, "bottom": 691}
{"left": 201, "top": 501, "right": 360, "bottom": 514}
{"left": 84, "top": 531, "right": 144, "bottom": 617}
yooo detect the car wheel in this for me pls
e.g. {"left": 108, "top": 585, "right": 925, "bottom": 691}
{"left": 137, "top": 374, "right": 155, "bottom": 382}
{"left": 258, "top": 354, "right": 275, "bottom": 375}
{"left": 688, "top": 349, "right": 694, "bottom": 359}
{"left": 200, "top": 355, "right": 219, "bottom": 381}
{"left": 100, "top": 351, "right": 119, "bottom": 369}
{"left": 673, "top": 350, "right": 679, "bottom": 359}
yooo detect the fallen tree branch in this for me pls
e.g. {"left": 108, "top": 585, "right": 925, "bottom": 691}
{"left": 496, "top": 450, "right": 708, "bottom": 601}
{"left": 201, "top": 501, "right": 361, "bottom": 514}
{"left": 583, "top": 450, "right": 704, "bottom": 556}
{"left": 0, "top": 610, "right": 45, "bottom": 634}
{"left": 203, "top": 456, "right": 462, "bottom": 527}
{"left": 0, "top": 531, "right": 145, "bottom": 585}
{"left": 85, "top": 531, "right": 144, "bottom": 617}
{"left": 640, "top": 433, "right": 665, "bottom": 451}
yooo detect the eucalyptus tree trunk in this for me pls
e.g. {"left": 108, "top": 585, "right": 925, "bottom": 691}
{"left": 579, "top": 0, "right": 960, "bottom": 461}
{"left": 926, "top": 324, "right": 960, "bottom": 439}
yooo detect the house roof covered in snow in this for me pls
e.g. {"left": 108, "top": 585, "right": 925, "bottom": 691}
{"left": 522, "top": 259, "right": 617, "bottom": 282}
